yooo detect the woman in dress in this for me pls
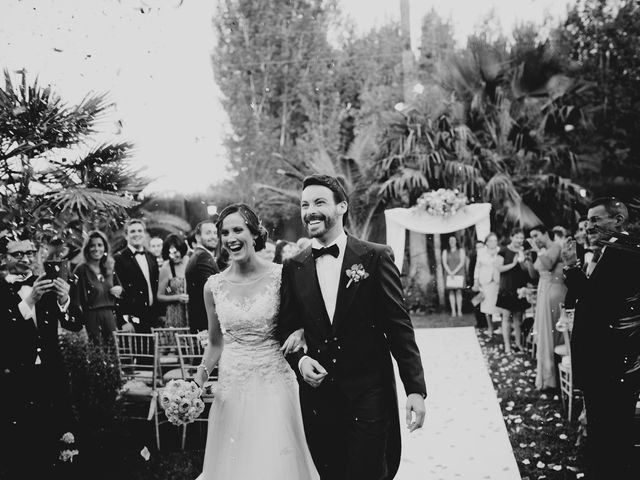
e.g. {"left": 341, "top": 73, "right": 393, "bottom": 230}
{"left": 442, "top": 235, "right": 466, "bottom": 317}
{"left": 473, "top": 232, "right": 501, "bottom": 336}
{"left": 527, "top": 225, "right": 567, "bottom": 390}
{"left": 194, "top": 203, "right": 319, "bottom": 480}
{"left": 157, "top": 234, "right": 189, "bottom": 328}
{"left": 495, "top": 228, "right": 530, "bottom": 354}
{"left": 73, "top": 230, "right": 123, "bottom": 346}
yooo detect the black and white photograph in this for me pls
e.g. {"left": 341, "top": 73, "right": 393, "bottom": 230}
{"left": 1, "top": 0, "right": 639, "bottom": 479}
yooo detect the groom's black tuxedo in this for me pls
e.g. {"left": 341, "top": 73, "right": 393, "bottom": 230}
{"left": 564, "top": 244, "right": 640, "bottom": 478}
{"left": 279, "top": 235, "right": 426, "bottom": 480}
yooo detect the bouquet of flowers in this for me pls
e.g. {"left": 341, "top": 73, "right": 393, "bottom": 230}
{"left": 413, "top": 188, "right": 468, "bottom": 217}
{"left": 160, "top": 379, "right": 205, "bottom": 426}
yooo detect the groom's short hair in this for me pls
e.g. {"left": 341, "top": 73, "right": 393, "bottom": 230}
{"left": 302, "top": 174, "right": 348, "bottom": 205}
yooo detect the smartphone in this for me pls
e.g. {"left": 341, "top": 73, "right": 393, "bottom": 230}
{"left": 44, "top": 259, "right": 70, "bottom": 280}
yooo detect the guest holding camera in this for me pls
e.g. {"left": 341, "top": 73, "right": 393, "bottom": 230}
{"left": 0, "top": 237, "right": 81, "bottom": 478}
{"left": 563, "top": 197, "right": 640, "bottom": 479}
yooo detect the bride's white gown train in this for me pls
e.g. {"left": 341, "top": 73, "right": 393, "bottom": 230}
{"left": 197, "top": 263, "right": 319, "bottom": 480}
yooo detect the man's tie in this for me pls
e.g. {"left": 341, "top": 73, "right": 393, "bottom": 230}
{"left": 312, "top": 244, "right": 339, "bottom": 259}
{"left": 134, "top": 250, "right": 146, "bottom": 256}
{"left": 586, "top": 250, "right": 601, "bottom": 277}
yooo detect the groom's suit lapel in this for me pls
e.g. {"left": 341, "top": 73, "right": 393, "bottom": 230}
{"left": 332, "top": 236, "right": 374, "bottom": 333}
{"left": 296, "top": 248, "right": 332, "bottom": 335}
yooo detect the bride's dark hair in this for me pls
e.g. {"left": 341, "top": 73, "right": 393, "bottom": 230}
{"left": 216, "top": 203, "right": 269, "bottom": 252}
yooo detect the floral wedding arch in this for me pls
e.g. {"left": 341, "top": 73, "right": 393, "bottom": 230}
{"left": 384, "top": 189, "right": 492, "bottom": 271}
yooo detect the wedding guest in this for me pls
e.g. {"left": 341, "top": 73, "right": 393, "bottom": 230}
{"left": 185, "top": 220, "right": 220, "bottom": 333}
{"left": 157, "top": 234, "right": 189, "bottom": 328}
{"left": 442, "top": 235, "right": 466, "bottom": 317}
{"left": 0, "top": 236, "right": 81, "bottom": 478}
{"left": 114, "top": 219, "right": 160, "bottom": 332}
{"left": 573, "top": 219, "right": 589, "bottom": 265}
{"left": 474, "top": 233, "right": 501, "bottom": 335}
{"left": 73, "top": 230, "right": 123, "bottom": 346}
{"left": 526, "top": 225, "right": 566, "bottom": 390}
{"left": 149, "top": 236, "right": 164, "bottom": 268}
{"left": 563, "top": 197, "right": 640, "bottom": 479}
{"left": 552, "top": 226, "right": 568, "bottom": 248}
{"left": 495, "top": 228, "right": 530, "bottom": 354}
{"left": 468, "top": 239, "right": 488, "bottom": 330}
{"left": 273, "top": 239, "right": 298, "bottom": 264}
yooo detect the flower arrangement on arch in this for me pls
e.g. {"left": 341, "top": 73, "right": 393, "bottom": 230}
{"left": 413, "top": 188, "right": 468, "bottom": 217}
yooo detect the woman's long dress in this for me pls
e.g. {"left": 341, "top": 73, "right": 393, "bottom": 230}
{"left": 474, "top": 247, "right": 500, "bottom": 315}
{"left": 533, "top": 243, "right": 567, "bottom": 389}
{"left": 197, "top": 263, "right": 319, "bottom": 480}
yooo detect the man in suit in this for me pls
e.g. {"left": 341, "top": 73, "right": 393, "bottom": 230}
{"left": 564, "top": 197, "right": 640, "bottom": 479}
{"left": 185, "top": 220, "right": 220, "bottom": 333}
{"left": 114, "top": 219, "right": 160, "bottom": 333}
{"left": 279, "top": 174, "right": 427, "bottom": 480}
{"left": 0, "top": 237, "right": 82, "bottom": 478}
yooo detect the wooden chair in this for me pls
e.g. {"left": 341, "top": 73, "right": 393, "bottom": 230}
{"left": 113, "top": 331, "right": 167, "bottom": 449}
{"left": 152, "top": 327, "right": 189, "bottom": 382}
{"left": 524, "top": 287, "right": 538, "bottom": 358}
{"left": 555, "top": 309, "right": 579, "bottom": 420}
{"left": 175, "top": 333, "right": 218, "bottom": 449}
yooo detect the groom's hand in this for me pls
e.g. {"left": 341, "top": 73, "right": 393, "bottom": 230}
{"left": 406, "top": 393, "right": 426, "bottom": 432}
{"left": 299, "top": 357, "right": 327, "bottom": 388}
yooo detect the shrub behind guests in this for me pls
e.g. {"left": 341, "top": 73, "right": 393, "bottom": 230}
{"left": 59, "top": 330, "right": 121, "bottom": 468}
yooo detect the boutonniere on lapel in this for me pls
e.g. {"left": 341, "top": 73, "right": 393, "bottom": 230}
{"left": 345, "top": 264, "right": 369, "bottom": 288}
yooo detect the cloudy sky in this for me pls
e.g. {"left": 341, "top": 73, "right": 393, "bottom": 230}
{"left": 1, "top": 0, "right": 573, "bottom": 194}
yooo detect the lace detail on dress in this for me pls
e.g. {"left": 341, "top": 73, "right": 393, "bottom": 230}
{"left": 208, "top": 264, "right": 295, "bottom": 398}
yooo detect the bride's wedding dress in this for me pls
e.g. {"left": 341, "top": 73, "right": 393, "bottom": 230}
{"left": 197, "top": 263, "right": 319, "bottom": 480}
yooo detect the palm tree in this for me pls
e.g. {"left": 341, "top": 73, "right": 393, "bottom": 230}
{"left": 0, "top": 69, "right": 145, "bottom": 238}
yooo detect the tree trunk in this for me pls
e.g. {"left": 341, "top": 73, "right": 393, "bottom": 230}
{"left": 409, "top": 231, "right": 430, "bottom": 301}
{"left": 434, "top": 233, "right": 445, "bottom": 307}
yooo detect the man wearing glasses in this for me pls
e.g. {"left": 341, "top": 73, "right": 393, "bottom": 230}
{"left": 563, "top": 197, "right": 640, "bottom": 479}
{"left": 0, "top": 237, "right": 81, "bottom": 478}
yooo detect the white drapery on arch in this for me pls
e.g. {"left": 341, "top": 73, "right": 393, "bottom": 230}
{"left": 384, "top": 203, "right": 492, "bottom": 271}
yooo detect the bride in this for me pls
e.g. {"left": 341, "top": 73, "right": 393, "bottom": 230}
{"left": 194, "top": 203, "right": 319, "bottom": 480}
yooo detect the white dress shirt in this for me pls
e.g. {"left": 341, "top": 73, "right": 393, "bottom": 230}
{"left": 311, "top": 231, "right": 348, "bottom": 323}
{"left": 129, "top": 245, "right": 153, "bottom": 305}
{"left": 298, "top": 231, "right": 348, "bottom": 373}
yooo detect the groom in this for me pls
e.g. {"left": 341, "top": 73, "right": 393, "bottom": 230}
{"left": 279, "top": 174, "right": 427, "bottom": 480}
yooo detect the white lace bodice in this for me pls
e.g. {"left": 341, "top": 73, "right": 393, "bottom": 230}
{"left": 207, "top": 263, "right": 295, "bottom": 397}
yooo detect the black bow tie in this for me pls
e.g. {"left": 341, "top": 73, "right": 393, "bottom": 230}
{"left": 134, "top": 250, "right": 146, "bottom": 256}
{"left": 5, "top": 274, "right": 35, "bottom": 288}
{"left": 312, "top": 244, "right": 339, "bottom": 259}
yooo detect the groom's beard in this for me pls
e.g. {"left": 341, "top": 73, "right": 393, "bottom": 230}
{"left": 304, "top": 213, "right": 337, "bottom": 238}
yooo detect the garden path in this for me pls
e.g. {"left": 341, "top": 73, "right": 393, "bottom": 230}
{"left": 395, "top": 327, "right": 521, "bottom": 480}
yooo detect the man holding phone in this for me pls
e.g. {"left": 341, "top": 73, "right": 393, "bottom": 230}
{"left": 0, "top": 236, "right": 81, "bottom": 478}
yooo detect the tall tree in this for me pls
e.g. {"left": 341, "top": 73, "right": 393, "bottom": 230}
{"left": 212, "top": 0, "right": 339, "bottom": 225}
{"left": 562, "top": 0, "right": 640, "bottom": 194}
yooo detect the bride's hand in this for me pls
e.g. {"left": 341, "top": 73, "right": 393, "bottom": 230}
{"left": 281, "top": 328, "right": 307, "bottom": 355}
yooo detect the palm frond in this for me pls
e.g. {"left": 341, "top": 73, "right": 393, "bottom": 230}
{"left": 378, "top": 168, "right": 429, "bottom": 200}
{"left": 39, "top": 188, "right": 137, "bottom": 217}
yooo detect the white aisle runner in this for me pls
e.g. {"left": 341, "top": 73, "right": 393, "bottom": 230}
{"left": 395, "top": 327, "right": 521, "bottom": 480}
